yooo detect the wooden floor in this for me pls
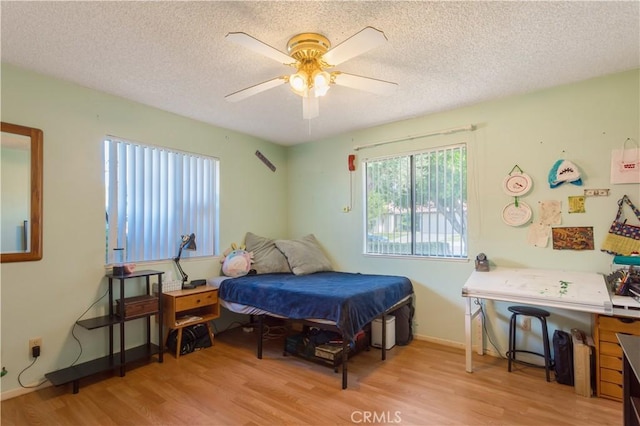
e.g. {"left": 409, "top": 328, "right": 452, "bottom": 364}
{"left": 2, "top": 325, "right": 621, "bottom": 425}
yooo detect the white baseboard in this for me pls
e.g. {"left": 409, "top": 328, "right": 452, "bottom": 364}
{"left": 414, "top": 333, "right": 465, "bottom": 349}
{"left": 1, "top": 380, "right": 50, "bottom": 401}
{"left": 413, "top": 333, "right": 501, "bottom": 358}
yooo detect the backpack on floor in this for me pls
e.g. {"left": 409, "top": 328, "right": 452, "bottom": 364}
{"left": 391, "top": 304, "right": 414, "bottom": 346}
{"left": 553, "top": 329, "right": 574, "bottom": 385}
{"left": 166, "top": 323, "right": 212, "bottom": 355}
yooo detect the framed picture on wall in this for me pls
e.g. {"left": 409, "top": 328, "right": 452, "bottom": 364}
{"left": 552, "top": 227, "right": 594, "bottom": 250}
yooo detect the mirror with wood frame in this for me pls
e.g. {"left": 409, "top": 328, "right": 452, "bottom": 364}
{"left": 1, "top": 122, "right": 43, "bottom": 262}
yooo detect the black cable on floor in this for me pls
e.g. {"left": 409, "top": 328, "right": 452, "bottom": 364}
{"left": 17, "top": 356, "right": 47, "bottom": 388}
{"left": 475, "top": 298, "right": 507, "bottom": 359}
{"left": 70, "top": 285, "right": 109, "bottom": 366}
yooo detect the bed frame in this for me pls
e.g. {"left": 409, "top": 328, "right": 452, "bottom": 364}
{"left": 254, "top": 295, "right": 413, "bottom": 389}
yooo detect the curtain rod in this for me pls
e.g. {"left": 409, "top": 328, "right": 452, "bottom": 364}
{"left": 353, "top": 124, "right": 476, "bottom": 151}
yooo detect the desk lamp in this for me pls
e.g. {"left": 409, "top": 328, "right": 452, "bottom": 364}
{"left": 174, "top": 233, "right": 201, "bottom": 289}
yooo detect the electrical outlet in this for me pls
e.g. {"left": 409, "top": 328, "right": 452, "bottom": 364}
{"left": 520, "top": 317, "right": 531, "bottom": 331}
{"left": 29, "top": 337, "right": 42, "bottom": 357}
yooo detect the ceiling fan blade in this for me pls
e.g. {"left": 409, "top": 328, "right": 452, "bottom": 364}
{"left": 333, "top": 72, "right": 398, "bottom": 96}
{"left": 225, "top": 76, "right": 287, "bottom": 102}
{"left": 226, "top": 32, "right": 294, "bottom": 65}
{"left": 323, "top": 26, "right": 388, "bottom": 66}
{"left": 302, "top": 95, "right": 319, "bottom": 119}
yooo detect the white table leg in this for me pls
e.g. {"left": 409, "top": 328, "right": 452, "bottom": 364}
{"left": 465, "top": 297, "right": 474, "bottom": 372}
{"left": 465, "top": 297, "right": 484, "bottom": 372}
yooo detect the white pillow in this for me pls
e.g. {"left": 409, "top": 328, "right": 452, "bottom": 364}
{"left": 275, "top": 234, "right": 333, "bottom": 275}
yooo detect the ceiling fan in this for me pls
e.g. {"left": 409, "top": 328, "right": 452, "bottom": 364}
{"left": 224, "top": 27, "right": 398, "bottom": 119}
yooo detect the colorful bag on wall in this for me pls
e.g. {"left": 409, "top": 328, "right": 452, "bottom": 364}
{"left": 601, "top": 195, "right": 640, "bottom": 256}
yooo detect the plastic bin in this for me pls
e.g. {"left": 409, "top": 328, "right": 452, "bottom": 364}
{"left": 371, "top": 315, "right": 396, "bottom": 349}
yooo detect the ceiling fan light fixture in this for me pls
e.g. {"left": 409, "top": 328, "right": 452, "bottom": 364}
{"left": 226, "top": 28, "right": 397, "bottom": 120}
{"left": 312, "top": 70, "right": 331, "bottom": 97}
{"left": 287, "top": 33, "right": 331, "bottom": 60}
{"left": 314, "top": 86, "right": 330, "bottom": 98}
{"left": 289, "top": 71, "right": 307, "bottom": 93}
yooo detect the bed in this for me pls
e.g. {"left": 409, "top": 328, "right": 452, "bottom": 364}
{"left": 210, "top": 270, "right": 414, "bottom": 389}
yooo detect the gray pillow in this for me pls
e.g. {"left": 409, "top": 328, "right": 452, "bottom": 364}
{"left": 244, "top": 232, "right": 291, "bottom": 274}
{"left": 275, "top": 234, "right": 333, "bottom": 275}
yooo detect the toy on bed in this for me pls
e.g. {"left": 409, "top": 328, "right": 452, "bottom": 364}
{"left": 220, "top": 243, "right": 254, "bottom": 277}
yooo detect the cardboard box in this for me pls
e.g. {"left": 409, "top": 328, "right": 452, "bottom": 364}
{"left": 571, "top": 328, "right": 593, "bottom": 397}
{"left": 315, "top": 344, "right": 343, "bottom": 361}
{"left": 116, "top": 295, "right": 158, "bottom": 319}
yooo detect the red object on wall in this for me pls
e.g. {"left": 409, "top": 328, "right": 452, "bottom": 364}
{"left": 348, "top": 154, "right": 356, "bottom": 171}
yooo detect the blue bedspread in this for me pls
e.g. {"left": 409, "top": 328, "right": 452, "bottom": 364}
{"left": 219, "top": 271, "right": 413, "bottom": 340}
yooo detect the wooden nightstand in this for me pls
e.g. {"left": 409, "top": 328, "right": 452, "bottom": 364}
{"left": 162, "top": 286, "right": 220, "bottom": 358}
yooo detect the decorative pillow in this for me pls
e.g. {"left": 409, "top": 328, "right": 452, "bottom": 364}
{"left": 244, "top": 232, "right": 291, "bottom": 274}
{"left": 220, "top": 244, "right": 254, "bottom": 278}
{"left": 275, "top": 234, "right": 333, "bottom": 276}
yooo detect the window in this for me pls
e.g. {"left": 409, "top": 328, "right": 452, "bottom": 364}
{"left": 365, "top": 143, "right": 467, "bottom": 258}
{"left": 104, "top": 138, "right": 219, "bottom": 264}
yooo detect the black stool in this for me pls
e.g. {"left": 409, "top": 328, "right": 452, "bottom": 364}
{"left": 506, "top": 305, "right": 553, "bottom": 382}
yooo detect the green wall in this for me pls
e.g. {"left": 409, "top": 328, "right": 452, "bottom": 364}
{"left": 0, "top": 64, "right": 289, "bottom": 397}
{"left": 1, "top": 63, "right": 638, "bottom": 398}
{"left": 287, "top": 69, "right": 639, "bottom": 353}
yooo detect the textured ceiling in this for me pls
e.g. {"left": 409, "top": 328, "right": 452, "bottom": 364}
{"left": 1, "top": 1, "right": 639, "bottom": 146}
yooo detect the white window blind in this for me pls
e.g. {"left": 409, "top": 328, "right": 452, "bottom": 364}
{"left": 105, "top": 138, "right": 219, "bottom": 264}
{"left": 365, "top": 144, "right": 467, "bottom": 258}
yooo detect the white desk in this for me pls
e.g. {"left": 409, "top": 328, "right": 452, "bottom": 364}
{"left": 461, "top": 266, "right": 613, "bottom": 373}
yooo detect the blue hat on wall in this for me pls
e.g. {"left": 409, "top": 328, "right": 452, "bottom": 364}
{"left": 548, "top": 159, "right": 582, "bottom": 188}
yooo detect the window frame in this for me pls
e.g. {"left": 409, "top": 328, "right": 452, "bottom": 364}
{"left": 363, "top": 143, "right": 468, "bottom": 260}
{"left": 104, "top": 137, "right": 219, "bottom": 265}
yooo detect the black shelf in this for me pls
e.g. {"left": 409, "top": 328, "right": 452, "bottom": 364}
{"left": 105, "top": 269, "right": 164, "bottom": 279}
{"left": 47, "top": 270, "right": 164, "bottom": 394}
{"left": 77, "top": 311, "right": 160, "bottom": 330}
{"left": 45, "top": 344, "right": 161, "bottom": 393}
{"left": 283, "top": 329, "right": 370, "bottom": 373}
{"left": 76, "top": 315, "right": 119, "bottom": 330}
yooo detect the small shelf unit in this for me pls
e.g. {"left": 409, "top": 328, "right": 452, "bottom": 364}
{"left": 45, "top": 270, "right": 164, "bottom": 394}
